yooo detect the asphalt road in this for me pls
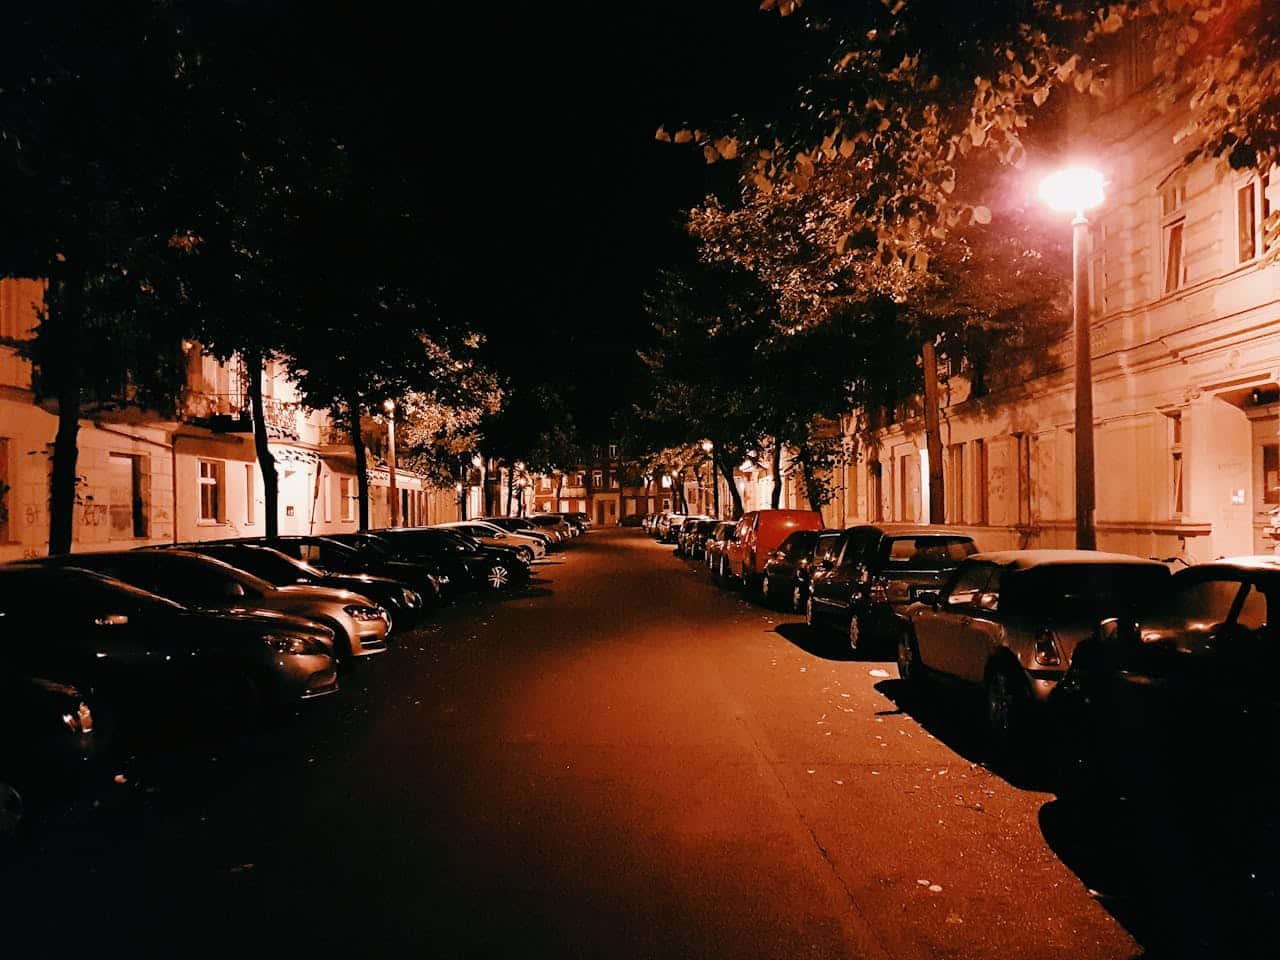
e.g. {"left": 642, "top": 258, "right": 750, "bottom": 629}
{"left": 0, "top": 530, "right": 1246, "bottom": 957}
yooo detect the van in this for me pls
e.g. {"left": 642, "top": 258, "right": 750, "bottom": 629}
{"left": 727, "top": 509, "right": 824, "bottom": 590}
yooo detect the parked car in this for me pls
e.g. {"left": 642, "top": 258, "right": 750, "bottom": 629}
{"left": 620, "top": 513, "right": 647, "bottom": 528}
{"left": 900, "top": 550, "right": 1170, "bottom": 754}
{"left": 326, "top": 532, "right": 474, "bottom": 597}
{"left": 683, "top": 519, "right": 720, "bottom": 562}
{"left": 656, "top": 513, "right": 687, "bottom": 544}
{"left": 1050, "top": 557, "right": 1280, "bottom": 907}
{"left": 726, "top": 509, "right": 824, "bottom": 590}
{"left": 0, "top": 563, "right": 339, "bottom": 724}
{"left": 369, "top": 527, "right": 530, "bottom": 591}
{"left": 673, "top": 516, "right": 712, "bottom": 557}
{"left": 44, "top": 549, "right": 388, "bottom": 661}
{"left": 808, "top": 525, "right": 977, "bottom": 654}
{"left": 761, "top": 529, "right": 843, "bottom": 612}
{"left": 558, "top": 511, "right": 590, "bottom": 532}
{"left": 480, "top": 517, "right": 560, "bottom": 550}
{"left": 233, "top": 534, "right": 449, "bottom": 605}
{"left": 705, "top": 521, "right": 738, "bottom": 578}
{"left": 1054, "top": 557, "right": 1280, "bottom": 799}
{"left": 524, "top": 515, "right": 576, "bottom": 543}
{"left": 1, "top": 668, "right": 98, "bottom": 847}
{"left": 435, "top": 520, "right": 546, "bottom": 561}
{"left": 166, "top": 541, "right": 426, "bottom": 628}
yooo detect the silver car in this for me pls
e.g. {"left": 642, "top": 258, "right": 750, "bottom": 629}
{"left": 48, "top": 550, "right": 390, "bottom": 661}
{"left": 899, "top": 550, "right": 1170, "bottom": 754}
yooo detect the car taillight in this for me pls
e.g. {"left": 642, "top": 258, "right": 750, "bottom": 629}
{"left": 1033, "top": 628, "right": 1061, "bottom": 667}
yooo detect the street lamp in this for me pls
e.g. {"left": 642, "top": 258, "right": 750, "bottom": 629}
{"left": 1040, "top": 165, "right": 1105, "bottom": 550}
{"left": 384, "top": 398, "right": 399, "bottom": 528}
{"left": 455, "top": 480, "right": 465, "bottom": 520}
{"left": 472, "top": 453, "right": 486, "bottom": 516}
{"left": 700, "top": 440, "right": 717, "bottom": 517}
{"left": 516, "top": 476, "right": 528, "bottom": 517}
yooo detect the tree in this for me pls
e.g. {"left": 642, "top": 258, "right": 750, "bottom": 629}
{"left": 0, "top": 2, "right": 192, "bottom": 554}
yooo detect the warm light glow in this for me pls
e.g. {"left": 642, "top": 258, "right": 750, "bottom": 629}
{"left": 700, "top": 440, "right": 713, "bottom": 453}
{"left": 1039, "top": 166, "right": 1105, "bottom": 214}
{"left": 455, "top": 482, "right": 464, "bottom": 492}
{"left": 471, "top": 454, "right": 484, "bottom": 468}
{"left": 383, "top": 398, "right": 396, "bottom": 413}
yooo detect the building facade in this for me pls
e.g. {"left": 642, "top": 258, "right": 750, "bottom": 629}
{"left": 814, "top": 34, "right": 1280, "bottom": 562}
{"left": 0, "top": 281, "right": 459, "bottom": 561}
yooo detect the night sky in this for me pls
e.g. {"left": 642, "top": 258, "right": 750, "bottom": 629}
{"left": 335, "top": 1, "right": 820, "bottom": 441}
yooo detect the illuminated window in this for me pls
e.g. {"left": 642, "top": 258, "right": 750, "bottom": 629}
{"left": 660, "top": 475, "right": 672, "bottom": 489}
{"left": 592, "top": 470, "right": 602, "bottom": 488}
{"left": 198, "top": 459, "right": 224, "bottom": 522}
{"left": 1237, "top": 174, "right": 1272, "bottom": 263}
{"left": 1167, "top": 412, "right": 1184, "bottom": 517}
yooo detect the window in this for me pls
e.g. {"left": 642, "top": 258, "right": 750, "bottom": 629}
{"left": 608, "top": 444, "right": 618, "bottom": 459}
{"left": 945, "top": 562, "right": 996, "bottom": 608}
{"left": 1236, "top": 174, "right": 1272, "bottom": 263}
{"left": 198, "top": 459, "right": 224, "bottom": 523}
{"left": 591, "top": 470, "right": 602, "bottom": 488}
{"left": 1264, "top": 444, "right": 1280, "bottom": 506}
{"left": 322, "top": 474, "right": 331, "bottom": 523}
{"left": 1161, "top": 577, "right": 1242, "bottom": 625}
{"left": 660, "top": 475, "right": 672, "bottom": 489}
{"left": 868, "top": 460, "right": 883, "bottom": 522}
{"left": 539, "top": 476, "right": 551, "bottom": 491}
{"left": 1168, "top": 412, "right": 1184, "bottom": 517}
{"left": 974, "top": 439, "right": 989, "bottom": 525}
{"left": 0, "top": 437, "right": 9, "bottom": 543}
{"left": 1236, "top": 584, "right": 1268, "bottom": 632}
{"left": 245, "top": 464, "right": 256, "bottom": 525}
{"left": 946, "top": 444, "right": 965, "bottom": 524}
{"left": 340, "top": 477, "right": 354, "bottom": 521}
{"left": 1160, "top": 177, "right": 1187, "bottom": 294}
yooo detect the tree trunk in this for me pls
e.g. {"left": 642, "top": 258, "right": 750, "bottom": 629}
{"left": 47, "top": 265, "right": 83, "bottom": 556}
{"left": 245, "top": 350, "right": 279, "bottom": 537}
{"left": 715, "top": 451, "right": 744, "bottom": 519}
{"left": 800, "top": 450, "right": 823, "bottom": 513}
{"left": 770, "top": 434, "right": 783, "bottom": 508}
{"left": 348, "top": 395, "right": 369, "bottom": 532}
{"left": 922, "top": 340, "right": 945, "bottom": 524}
{"left": 481, "top": 458, "right": 493, "bottom": 516}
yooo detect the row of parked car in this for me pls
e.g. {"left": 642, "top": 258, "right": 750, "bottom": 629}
{"left": 651, "top": 510, "right": 1278, "bottom": 820}
{"left": 0, "top": 511, "right": 591, "bottom": 844}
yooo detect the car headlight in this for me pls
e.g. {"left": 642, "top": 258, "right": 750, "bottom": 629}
{"left": 62, "top": 701, "right": 94, "bottom": 734}
{"left": 343, "top": 605, "right": 384, "bottom": 622}
{"left": 402, "top": 588, "right": 421, "bottom": 607}
{"left": 264, "top": 633, "right": 327, "bottom": 655}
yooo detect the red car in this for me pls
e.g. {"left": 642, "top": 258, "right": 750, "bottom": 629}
{"left": 726, "top": 509, "right": 824, "bottom": 591}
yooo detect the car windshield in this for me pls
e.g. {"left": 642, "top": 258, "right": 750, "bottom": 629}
{"left": 5, "top": 567, "right": 187, "bottom": 614}
{"left": 1150, "top": 577, "right": 1244, "bottom": 627}
{"left": 780, "top": 531, "right": 818, "bottom": 558}
{"left": 209, "top": 547, "right": 319, "bottom": 585}
{"left": 884, "top": 536, "right": 977, "bottom": 569}
{"left": 1002, "top": 564, "right": 1169, "bottom": 619}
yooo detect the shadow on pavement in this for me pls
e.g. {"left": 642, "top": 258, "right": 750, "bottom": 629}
{"left": 1038, "top": 797, "right": 1273, "bottom": 960}
{"left": 871, "top": 677, "right": 1052, "bottom": 792}
{"left": 773, "top": 622, "right": 860, "bottom": 662}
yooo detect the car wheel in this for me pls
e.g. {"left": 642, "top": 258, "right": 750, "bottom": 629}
{"left": 518, "top": 547, "right": 533, "bottom": 563}
{"left": 487, "top": 564, "right": 511, "bottom": 590}
{"left": 0, "top": 782, "right": 22, "bottom": 845}
{"left": 791, "top": 583, "right": 804, "bottom": 613}
{"left": 985, "top": 663, "right": 1029, "bottom": 760}
{"left": 897, "top": 629, "right": 921, "bottom": 685}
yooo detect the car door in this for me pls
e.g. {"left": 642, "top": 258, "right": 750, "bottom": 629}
{"left": 913, "top": 561, "right": 998, "bottom": 677}
{"left": 950, "top": 565, "right": 1005, "bottom": 683}
{"left": 808, "top": 531, "right": 848, "bottom": 616}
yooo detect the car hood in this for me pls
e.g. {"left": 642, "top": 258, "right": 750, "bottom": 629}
{"left": 321, "top": 572, "right": 406, "bottom": 592}
{"left": 274, "top": 584, "right": 376, "bottom": 606}
{"left": 193, "top": 605, "right": 332, "bottom": 637}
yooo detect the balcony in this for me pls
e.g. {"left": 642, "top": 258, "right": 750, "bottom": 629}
{"left": 182, "top": 390, "right": 300, "bottom": 439}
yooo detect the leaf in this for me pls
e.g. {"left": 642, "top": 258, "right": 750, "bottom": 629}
{"left": 716, "top": 136, "right": 739, "bottom": 160}
{"left": 1056, "top": 54, "right": 1079, "bottom": 82}
{"left": 839, "top": 137, "right": 855, "bottom": 158}
{"left": 673, "top": 129, "right": 693, "bottom": 144}
{"left": 654, "top": 126, "right": 672, "bottom": 142}
{"left": 972, "top": 205, "right": 992, "bottom": 225}
{"left": 1032, "top": 86, "right": 1049, "bottom": 107}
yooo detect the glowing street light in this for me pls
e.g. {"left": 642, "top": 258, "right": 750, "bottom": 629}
{"left": 700, "top": 440, "right": 717, "bottom": 516}
{"left": 1040, "top": 164, "right": 1105, "bottom": 550}
{"left": 384, "top": 398, "right": 399, "bottom": 527}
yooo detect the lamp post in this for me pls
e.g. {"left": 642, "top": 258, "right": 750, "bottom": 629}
{"left": 1039, "top": 165, "right": 1105, "bottom": 550}
{"left": 455, "top": 480, "right": 465, "bottom": 520}
{"left": 384, "top": 399, "right": 399, "bottom": 528}
{"left": 701, "top": 440, "right": 717, "bottom": 517}
{"left": 516, "top": 476, "right": 528, "bottom": 516}
{"left": 473, "top": 453, "right": 486, "bottom": 516}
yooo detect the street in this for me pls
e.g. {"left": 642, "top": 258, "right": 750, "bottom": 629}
{"left": 0, "top": 530, "right": 1211, "bottom": 957}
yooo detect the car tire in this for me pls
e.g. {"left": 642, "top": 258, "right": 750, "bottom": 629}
{"left": 985, "top": 662, "right": 1031, "bottom": 761}
{"left": 518, "top": 547, "right": 533, "bottom": 563}
{"left": 792, "top": 583, "right": 804, "bottom": 613}
{"left": 897, "top": 629, "right": 922, "bottom": 686}
{"left": 848, "top": 613, "right": 862, "bottom": 655}
{"left": 486, "top": 563, "right": 511, "bottom": 590}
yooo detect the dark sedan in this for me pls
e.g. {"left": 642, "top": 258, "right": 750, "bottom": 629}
{"left": 370, "top": 528, "right": 530, "bottom": 591}
{"left": 234, "top": 535, "right": 448, "bottom": 606}
{"left": 761, "top": 529, "right": 842, "bottom": 612}
{"left": 0, "top": 564, "right": 339, "bottom": 723}
{"left": 808, "top": 525, "right": 978, "bottom": 655}
{"left": 166, "top": 541, "right": 426, "bottom": 628}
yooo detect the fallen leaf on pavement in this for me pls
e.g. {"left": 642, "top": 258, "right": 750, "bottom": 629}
{"left": 929, "top": 884, "right": 943, "bottom": 893}
{"left": 868, "top": 668, "right": 891, "bottom": 678}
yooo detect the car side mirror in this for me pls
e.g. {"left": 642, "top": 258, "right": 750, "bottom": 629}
{"left": 223, "top": 581, "right": 246, "bottom": 599}
{"left": 93, "top": 613, "right": 129, "bottom": 626}
{"left": 916, "top": 590, "right": 940, "bottom": 607}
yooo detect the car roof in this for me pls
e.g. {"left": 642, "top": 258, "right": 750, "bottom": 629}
{"left": 1181, "top": 556, "right": 1280, "bottom": 576}
{"left": 968, "top": 549, "right": 1167, "bottom": 570}
{"left": 843, "top": 524, "right": 973, "bottom": 538}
